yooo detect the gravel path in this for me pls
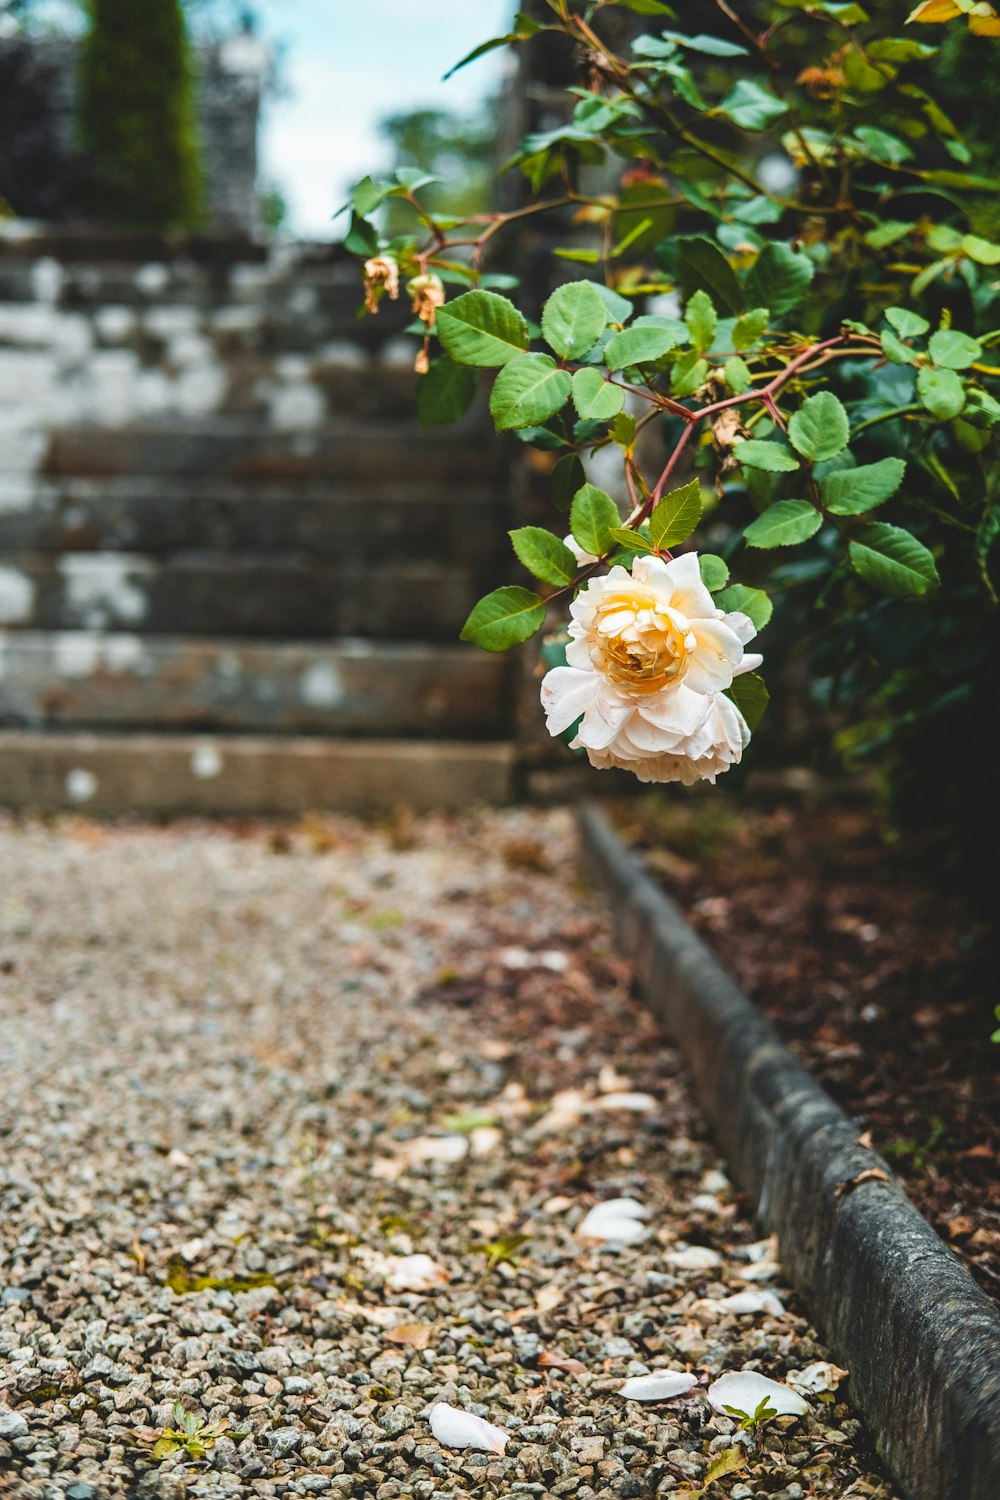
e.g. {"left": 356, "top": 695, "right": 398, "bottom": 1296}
{"left": 0, "top": 809, "right": 899, "bottom": 1500}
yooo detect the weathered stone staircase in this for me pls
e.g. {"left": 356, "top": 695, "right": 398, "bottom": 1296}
{"left": 0, "top": 232, "right": 516, "bottom": 813}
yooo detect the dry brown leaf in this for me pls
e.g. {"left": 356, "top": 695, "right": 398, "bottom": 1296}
{"left": 946, "top": 1215, "right": 976, "bottom": 1239}
{"left": 538, "top": 1350, "right": 587, "bottom": 1375}
{"left": 835, "top": 1167, "right": 890, "bottom": 1200}
{"left": 855, "top": 1130, "right": 874, "bottom": 1150}
{"left": 385, "top": 1322, "right": 433, "bottom": 1349}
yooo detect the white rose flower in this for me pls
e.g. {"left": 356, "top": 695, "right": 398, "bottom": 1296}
{"left": 540, "top": 552, "right": 762, "bottom": 785}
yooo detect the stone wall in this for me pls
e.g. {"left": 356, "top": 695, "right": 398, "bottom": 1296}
{"left": 0, "top": 229, "right": 515, "bottom": 789}
{"left": 0, "top": 33, "right": 265, "bottom": 234}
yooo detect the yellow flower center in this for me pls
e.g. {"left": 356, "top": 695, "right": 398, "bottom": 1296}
{"left": 594, "top": 587, "right": 694, "bottom": 693}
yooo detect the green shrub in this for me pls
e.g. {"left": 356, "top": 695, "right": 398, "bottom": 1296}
{"left": 78, "top": 0, "right": 202, "bottom": 231}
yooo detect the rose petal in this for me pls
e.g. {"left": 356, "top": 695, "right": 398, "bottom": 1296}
{"left": 385, "top": 1254, "right": 449, "bottom": 1292}
{"left": 429, "top": 1402, "right": 509, "bottom": 1454}
{"left": 707, "top": 1370, "right": 809, "bottom": 1418}
{"left": 788, "top": 1361, "right": 849, "bottom": 1395}
{"left": 619, "top": 1371, "right": 697, "bottom": 1402}
{"left": 666, "top": 1245, "right": 723, "bottom": 1270}
{"left": 717, "top": 1290, "right": 786, "bottom": 1317}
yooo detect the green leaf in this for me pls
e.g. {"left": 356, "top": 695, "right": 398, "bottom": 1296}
{"left": 822, "top": 457, "right": 905, "bottom": 515}
{"left": 443, "top": 16, "right": 540, "bottom": 80}
{"left": 881, "top": 330, "right": 918, "bottom": 366}
{"left": 745, "top": 242, "right": 814, "bottom": 318}
{"left": 734, "top": 439, "right": 800, "bottom": 472}
{"left": 609, "top": 527, "right": 655, "bottom": 553}
{"left": 509, "top": 527, "right": 578, "bottom": 586}
{"left": 612, "top": 0, "right": 677, "bottom": 12}
{"left": 553, "top": 247, "right": 602, "bottom": 265}
{"left": 352, "top": 175, "right": 389, "bottom": 216}
{"left": 927, "top": 329, "right": 982, "bottom": 370}
{"left": 542, "top": 281, "right": 608, "bottom": 359}
{"left": 550, "top": 452, "right": 586, "bottom": 513}
{"left": 885, "top": 306, "right": 929, "bottom": 339}
{"left": 744, "top": 499, "right": 822, "bottom": 548}
{"left": 649, "top": 479, "right": 703, "bottom": 548}
{"left": 848, "top": 523, "right": 940, "bottom": 598}
{"left": 570, "top": 483, "right": 620, "bottom": 557}
{"left": 605, "top": 324, "right": 680, "bottom": 369}
{"left": 436, "top": 290, "right": 530, "bottom": 368}
{"left": 715, "top": 583, "right": 773, "bottom": 630}
{"left": 460, "top": 586, "right": 546, "bottom": 651}
{"left": 490, "top": 354, "right": 571, "bottom": 431}
{"left": 699, "top": 554, "right": 730, "bottom": 591}
{"left": 732, "top": 306, "right": 769, "bottom": 349}
{"left": 416, "top": 357, "right": 478, "bottom": 429}
{"left": 865, "top": 220, "right": 915, "bottom": 249}
{"left": 788, "top": 392, "right": 850, "bottom": 461}
{"left": 610, "top": 412, "right": 637, "bottom": 449}
{"left": 677, "top": 236, "right": 744, "bottom": 315}
{"left": 585, "top": 282, "right": 634, "bottom": 326}
{"left": 662, "top": 30, "right": 747, "bottom": 56}
{"left": 152, "top": 1437, "right": 181, "bottom": 1460}
{"left": 917, "top": 365, "right": 965, "bottom": 420}
{"left": 724, "top": 356, "right": 751, "bottom": 393}
{"left": 685, "top": 289, "right": 717, "bottom": 353}
{"left": 960, "top": 233, "right": 1000, "bottom": 265}
{"left": 671, "top": 350, "right": 709, "bottom": 397}
{"left": 571, "top": 367, "right": 626, "bottom": 421}
{"left": 717, "top": 80, "right": 788, "bottom": 130}
{"left": 344, "top": 212, "right": 378, "bottom": 257}
{"left": 727, "top": 672, "right": 769, "bottom": 732}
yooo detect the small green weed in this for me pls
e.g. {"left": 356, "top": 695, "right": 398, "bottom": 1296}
{"left": 141, "top": 1402, "right": 245, "bottom": 1462}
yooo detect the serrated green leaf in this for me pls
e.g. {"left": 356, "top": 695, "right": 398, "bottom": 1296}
{"left": 610, "top": 412, "right": 638, "bottom": 449}
{"left": 718, "top": 79, "right": 788, "bottom": 130}
{"left": 715, "top": 583, "right": 773, "bottom": 630}
{"left": 788, "top": 392, "right": 850, "bottom": 461}
{"left": 570, "top": 483, "right": 620, "bottom": 557}
{"left": 677, "top": 236, "right": 744, "bottom": 315}
{"left": 542, "top": 282, "right": 608, "bottom": 359}
{"left": 609, "top": 527, "right": 655, "bottom": 553}
{"left": 848, "top": 523, "right": 940, "bottom": 598}
{"left": 928, "top": 328, "right": 981, "bottom": 370}
{"left": 917, "top": 365, "right": 965, "bottom": 420}
{"left": 732, "top": 306, "right": 769, "bottom": 349}
{"left": 352, "top": 175, "right": 389, "bottom": 216}
{"left": 663, "top": 29, "right": 748, "bottom": 56}
{"left": 460, "top": 586, "right": 546, "bottom": 651}
{"left": 734, "top": 440, "right": 800, "bottom": 473}
{"left": 345, "top": 212, "right": 378, "bottom": 257}
{"left": 585, "top": 282, "right": 634, "bottom": 326}
{"left": 571, "top": 367, "right": 626, "bottom": 421}
{"left": 822, "top": 457, "right": 905, "bottom": 515}
{"left": 885, "top": 306, "right": 929, "bottom": 339}
{"left": 724, "top": 356, "right": 751, "bottom": 393}
{"left": 671, "top": 350, "right": 709, "bottom": 396}
{"left": 745, "top": 242, "right": 814, "bottom": 318}
{"left": 417, "top": 357, "right": 478, "bottom": 429}
{"left": 605, "top": 324, "right": 680, "bottom": 370}
{"left": 685, "top": 289, "right": 717, "bottom": 353}
{"left": 490, "top": 354, "right": 571, "bottom": 431}
{"left": 699, "top": 554, "right": 730, "bottom": 591}
{"left": 745, "top": 499, "right": 822, "bottom": 548}
{"left": 649, "top": 479, "right": 703, "bottom": 548}
{"left": 436, "top": 290, "right": 530, "bottom": 368}
{"left": 509, "top": 526, "right": 578, "bottom": 586}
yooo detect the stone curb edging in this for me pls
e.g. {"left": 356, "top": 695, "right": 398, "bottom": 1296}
{"left": 577, "top": 804, "right": 1000, "bottom": 1500}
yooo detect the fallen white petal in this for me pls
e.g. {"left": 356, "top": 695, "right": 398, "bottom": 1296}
{"left": 594, "top": 1092, "right": 658, "bottom": 1113}
{"left": 707, "top": 1371, "right": 810, "bottom": 1418}
{"left": 401, "top": 1135, "right": 469, "bottom": 1165}
{"left": 469, "top": 1126, "right": 503, "bottom": 1157}
{"left": 598, "top": 1063, "right": 631, "bottom": 1093}
{"left": 788, "top": 1361, "right": 849, "bottom": 1395}
{"left": 735, "top": 1260, "right": 780, "bottom": 1282}
{"left": 666, "top": 1245, "right": 723, "bottom": 1270}
{"left": 429, "top": 1402, "right": 509, "bottom": 1454}
{"left": 619, "top": 1372, "right": 697, "bottom": 1402}
{"left": 385, "top": 1254, "right": 449, "bottom": 1292}
{"left": 583, "top": 1197, "right": 650, "bottom": 1222}
{"left": 718, "top": 1290, "right": 786, "bottom": 1317}
{"left": 577, "top": 1209, "right": 649, "bottom": 1244}
{"left": 741, "top": 1235, "right": 779, "bottom": 1262}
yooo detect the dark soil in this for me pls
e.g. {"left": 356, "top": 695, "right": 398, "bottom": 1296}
{"left": 610, "top": 786, "right": 1000, "bottom": 1306}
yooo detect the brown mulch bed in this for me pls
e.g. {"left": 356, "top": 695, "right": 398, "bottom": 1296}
{"left": 610, "top": 787, "right": 1000, "bottom": 1306}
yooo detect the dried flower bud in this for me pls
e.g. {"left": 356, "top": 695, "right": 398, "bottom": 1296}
{"left": 408, "top": 272, "right": 445, "bottom": 329}
{"left": 363, "top": 255, "right": 400, "bottom": 313}
{"left": 414, "top": 342, "right": 431, "bottom": 375}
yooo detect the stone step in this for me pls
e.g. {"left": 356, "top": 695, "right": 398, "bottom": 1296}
{"left": 0, "top": 475, "right": 506, "bottom": 557}
{"left": 28, "top": 422, "right": 500, "bottom": 483}
{"left": 0, "top": 631, "right": 509, "bottom": 737}
{"left": 0, "top": 552, "right": 488, "bottom": 637}
{"left": 0, "top": 730, "right": 516, "bottom": 815}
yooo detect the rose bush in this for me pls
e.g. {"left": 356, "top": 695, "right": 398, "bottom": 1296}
{"left": 345, "top": 0, "right": 999, "bottom": 880}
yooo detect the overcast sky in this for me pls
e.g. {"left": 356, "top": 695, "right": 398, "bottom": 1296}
{"left": 252, "top": 0, "right": 513, "bottom": 237}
